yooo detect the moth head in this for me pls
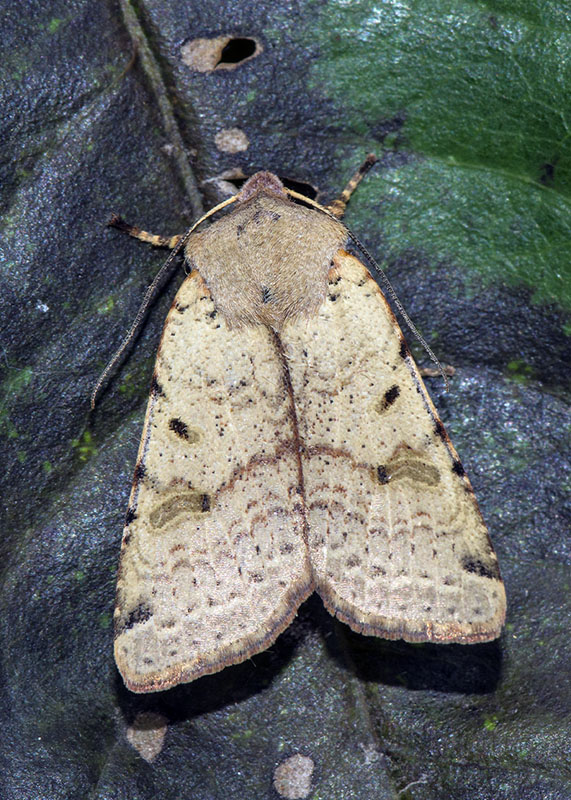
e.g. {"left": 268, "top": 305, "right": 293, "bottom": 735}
{"left": 237, "top": 171, "right": 288, "bottom": 203}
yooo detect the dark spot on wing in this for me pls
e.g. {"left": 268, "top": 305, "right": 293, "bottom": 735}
{"left": 168, "top": 418, "right": 201, "bottom": 443}
{"left": 379, "top": 447, "right": 440, "bottom": 487}
{"left": 382, "top": 384, "right": 400, "bottom": 410}
{"left": 376, "top": 465, "right": 390, "bottom": 485}
{"left": 133, "top": 461, "right": 146, "bottom": 483}
{"left": 399, "top": 337, "right": 409, "bottom": 359}
{"left": 169, "top": 417, "right": 189, "bottom": 440}
{"left": 461, "top": 556, "right": 501, "bottom": 581}
{"left": 434, "top": 420, "right": 447, "bottom": 441}
{"left": 125, "top": 507, "right": 137, "bottom": 526}
{"left": 123, "top": 603, "right": 153, "bottom": 631}
{"left": 150, "top": 375, "right": 165, "bottom": 397}
{"left": 149, "top": 490, "right": 212, "bottom": 529}
{"left": 452, "top": 459, "right": 465, "bottom": 476}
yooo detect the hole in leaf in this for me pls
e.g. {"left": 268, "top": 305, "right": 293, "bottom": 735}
{"left": 280, "top": 177, "right": 317, "bottom": 200}
{"left": 216, "top": 38, "right": 257, "bottom": 66}
{"left": 181, "top": 36, "right": 262, "bottom": 73}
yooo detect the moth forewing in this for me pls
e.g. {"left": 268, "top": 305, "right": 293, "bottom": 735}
{"left": 292, "top": 252, "right": 505, "bottom": 645}
{"left": 111, "top": 167, "right": 505, "bottom": 693}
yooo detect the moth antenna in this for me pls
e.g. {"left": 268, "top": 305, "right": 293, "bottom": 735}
{"left": 90, "top": 194, "right": 238, "bottom": 409}
{"left": 286, "top": 153, "right": 377, "bottom": 219}
{"left": 286, "top": 171, "right": 449, "bottom": 391}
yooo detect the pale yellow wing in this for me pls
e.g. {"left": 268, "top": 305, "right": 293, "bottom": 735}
{"left": 285, "top": 251, "right": 506, "bottom": 644}
{"left": 114, "top": 273, "right": 312, "bottom": 692}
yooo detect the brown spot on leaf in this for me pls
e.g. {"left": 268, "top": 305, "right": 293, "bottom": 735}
{"left": 126, "top": 712, "right": 168, "bottom": 763}
{"left": 214, "top": 127, "right": 249, "bottom": 153}
{"left": 273, "top": 754, "right": 314, "bottom": 799}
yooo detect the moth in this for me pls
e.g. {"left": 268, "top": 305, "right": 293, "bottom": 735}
{"left": 101, "top": 157, "right": 506, "bottom": 693}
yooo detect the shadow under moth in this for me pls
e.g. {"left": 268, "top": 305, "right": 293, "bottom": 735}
{"left": 99, "top": 156, "right": 506, "bottom": 693}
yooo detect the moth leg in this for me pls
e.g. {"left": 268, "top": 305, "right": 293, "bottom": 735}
{"left": 326, "top": 154, "right": 378, "bottom": 218}
{"left": 108, "top": 214, "right": 183, "bottom": 249}
{"left": 92, "top": 218, "right": 184, "bottom": 408}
